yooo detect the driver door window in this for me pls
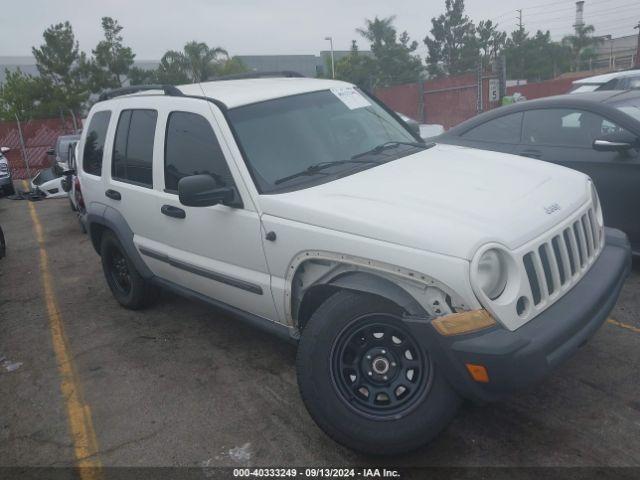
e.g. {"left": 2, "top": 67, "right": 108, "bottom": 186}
{"left": 164, "top": 111, "right": 235, "bottom": 193}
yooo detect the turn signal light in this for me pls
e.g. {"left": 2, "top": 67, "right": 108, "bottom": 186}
{"left": 465, "top": 363, "right": 490, "bottom": 383}
{"left": 431, "top": 309, "right": 496, "bottom": 336}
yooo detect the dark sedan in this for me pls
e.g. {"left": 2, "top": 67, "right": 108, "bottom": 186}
{"left": 436, "top": 90, "right": 640, "bottom": 254}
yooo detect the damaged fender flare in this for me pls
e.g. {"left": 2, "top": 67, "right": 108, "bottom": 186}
{"left": 328, "top": 271, "right": 425, "bottom": 316}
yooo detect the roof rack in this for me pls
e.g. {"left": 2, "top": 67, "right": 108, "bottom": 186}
{"left": 98, "top": 84, "right": 183, "bottom": 102}
{"left": 210, "top": 71, "right": 305, "bottom": 81}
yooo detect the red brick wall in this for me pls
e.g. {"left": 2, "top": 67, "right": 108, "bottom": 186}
{"left": 375, "top": 83, "right": 422, "bottom": 121}
{"left": 375, "top": 73, "right": 595, "bottom": 130}
{"left": 505, "top": 75, "right": 590, "bottom": 99}
{"left": 0, "top": 118, "right": 78, "bottom": 179}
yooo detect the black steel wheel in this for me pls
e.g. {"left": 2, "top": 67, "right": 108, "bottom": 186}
{"left": 331, "top": 314, "right": 429, "bottom": 418}
{"left": 296, "top": 291, "right": 461, "bottom": 455}
{"left": 100, "top": 231, "right": 158, "bottom": 309}
{"left": 106, "top": 246, "right": 132, "bottom": 296}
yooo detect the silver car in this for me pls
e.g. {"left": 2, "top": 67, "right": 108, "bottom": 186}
{"left": 0, "top": 147, "right": 14, "bottom": 196}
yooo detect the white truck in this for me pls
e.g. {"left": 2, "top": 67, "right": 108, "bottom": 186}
{"left": 78, "top": 75, "right": 631, "bottom": 455}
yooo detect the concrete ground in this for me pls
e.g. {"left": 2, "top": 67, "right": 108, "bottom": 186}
{"left": 1, "top": 191, "right": 639, "bottom": 470}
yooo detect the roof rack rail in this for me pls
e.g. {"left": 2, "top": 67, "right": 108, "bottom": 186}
{"left": 98, "top": 84, "right": 183, "bottom": 102}
{"left": 210, "top": 71, "right": 305, "bottom": 81}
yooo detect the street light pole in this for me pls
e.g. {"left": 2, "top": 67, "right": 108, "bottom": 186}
{"left": 325, "top": 36, "right": 335, "bottom": 79}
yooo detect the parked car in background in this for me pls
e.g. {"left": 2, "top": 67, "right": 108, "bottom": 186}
{"left": 78, "top": 78, "right": 630, "bottom": 454}
{"left": 396, "top": 112, "right": 445, "bottom": 140}
{"left": 0, "top": 147, "right": 14, "bottom": 196}
{"left": 62, "top": 142, "right": 88, "bottom": 232}
{"left": 47, "top": 133, "right": 81, "bottom": 172}
{"left": 570, "top": 69, "right": 640, "bottom": 94}
{"left": 30, "top": 167, "right": 67, "bottom": 198}
{"left": 435, "top": 90, "right": 640, "bottom": 254}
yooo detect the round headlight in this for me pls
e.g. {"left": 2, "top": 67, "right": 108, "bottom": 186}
{"left": 477, "top": 249, "right": 508, "bottom": 300}
{"left": 590, "top": 182, "right": 603, "bottom": 226}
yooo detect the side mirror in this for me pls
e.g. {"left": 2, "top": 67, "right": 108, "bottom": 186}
{"left": 0, "top": 147, "right": 9, "bottom": 154}
{"left": 592, "top": 131, "right": 639, "bottom": 152}
{"left": 63, "top": 168, "right": 76, "bottom": 176}
{"left": 46, "top": 147, "right": 56, "bottom": 156}
{"left": 178, "top": 174, "right": 237, "bottom": 207}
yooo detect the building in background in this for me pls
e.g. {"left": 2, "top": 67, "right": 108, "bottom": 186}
{"left": 592, "top": 34, "right": 638, "bottom": 71}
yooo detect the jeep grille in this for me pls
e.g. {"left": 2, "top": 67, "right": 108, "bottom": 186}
{"left": 522, "top": 206, "right": 602, "bottom": 307}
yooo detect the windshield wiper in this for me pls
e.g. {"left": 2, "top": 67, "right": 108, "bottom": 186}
{"left": 274, "top": 159, "right": 380, "bottom": 185}
{"left": 351, "top": 141, "right": 432, "bottom": 160}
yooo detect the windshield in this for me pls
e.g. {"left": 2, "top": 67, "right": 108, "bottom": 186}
{"left": 613, "top": 99, "right": 640, "bottom": 122}
{"left": 227, "top": 88, "right": 418, "bottom": 193}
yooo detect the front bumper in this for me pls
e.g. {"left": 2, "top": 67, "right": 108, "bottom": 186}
{"left": 0, "top": 175, "right": 12, "bottom": 186}
{"left": 410, "top": 227, "right": 631, "bottom": 403}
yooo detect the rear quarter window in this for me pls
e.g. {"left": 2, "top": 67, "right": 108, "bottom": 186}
{"left": 83, "top": 111, "right": 112, "bottom": 176}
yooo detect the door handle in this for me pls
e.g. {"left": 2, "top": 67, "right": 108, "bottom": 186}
{"left": 520, "top": 149, "right": 542, "bottom": 159}
{"left": 161, "top": 204, "right": 186, "bottom": 219}
{"left": 105, "top": 189, "right": 121, "bottom": 200}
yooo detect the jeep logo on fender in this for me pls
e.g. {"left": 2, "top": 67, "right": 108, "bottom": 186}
{"left": 544, "top": 203, "right": 561, "bottom": 214}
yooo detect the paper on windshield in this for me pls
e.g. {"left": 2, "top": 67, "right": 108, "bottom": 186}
{"left": 330, "top": 87, "right": 371, "bottom": 110}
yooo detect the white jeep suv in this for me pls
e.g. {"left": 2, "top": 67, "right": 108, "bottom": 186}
{"left": 78, "top": 75, "right": 631, "bottom": 455}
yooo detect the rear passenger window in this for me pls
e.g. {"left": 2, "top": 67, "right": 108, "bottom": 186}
{"left": 461, "top": 112, "right": 523, "bottom": 144}
{"left": 164, "top": 111, "right": 234, "bottom": 192}
{"left": 83, "top": 111, "right": 111, "bottom": 176}
{"left": 112, "top": 109, "right": 157, "bottom": 187}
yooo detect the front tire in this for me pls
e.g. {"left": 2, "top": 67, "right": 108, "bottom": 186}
{"left": 296, "top": 291, "right": 461, "bottom": 455}
{"left": 100, "top": 231, "right": 158, "bottom": 309}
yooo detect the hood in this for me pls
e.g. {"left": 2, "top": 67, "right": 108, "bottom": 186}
{"left": 258, "top": 144, "right": 590, "bottom": 260}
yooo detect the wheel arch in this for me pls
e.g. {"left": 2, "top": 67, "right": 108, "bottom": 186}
{"left": 86, "top": 205, "right": 154, "bottom": 279}
{"left": 288, "top": 251, "right": 463, "bottom": 331}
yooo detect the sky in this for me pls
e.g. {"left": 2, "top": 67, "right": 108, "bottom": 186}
{"left": 1, "top": 0, "right": 638, "bottom": 60}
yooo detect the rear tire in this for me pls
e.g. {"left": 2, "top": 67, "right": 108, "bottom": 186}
{"left": 296, "top": 291, "right": 461, "bottom": 455}
{"left": 100, "top": 231, "right": 158, "bottom": 309}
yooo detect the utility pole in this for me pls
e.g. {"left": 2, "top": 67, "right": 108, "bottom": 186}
{"left": 324, "top": 36, "right": 335, "bottom": 79}
{"left": 635, "top": 21, "right": 640, "bottom": 69}
{"left": 516, "top": 9, "right": 524, "bottom": 84}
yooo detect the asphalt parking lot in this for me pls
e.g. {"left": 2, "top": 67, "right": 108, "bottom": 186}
{"left": 1, "top": 189, "right": 640, "bottom": 471}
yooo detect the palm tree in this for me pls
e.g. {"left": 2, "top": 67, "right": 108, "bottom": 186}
{"left": 182, "top": 41, "right": 228, "bottom": 81}
{"left": 562, "top": 24, "right": 603, "bottom": 72}
{"left": 356, "top": 16, "right": 397, "bottom": 49}
{"left": 158, "top": 42, "right": 229, "bottom": 83}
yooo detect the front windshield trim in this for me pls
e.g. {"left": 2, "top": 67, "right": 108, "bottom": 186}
{"left": 225, "top": 88, "right": 424, "bottom": 195}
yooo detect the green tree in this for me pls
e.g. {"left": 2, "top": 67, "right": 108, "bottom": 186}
{"left": 128, "top": 66, "right": 158, "bottom": 85}
{"left": 31, "top": 21, "right": 89, "bottom": 112}
{"left": 334, "top": 40, "right": 376, "bottom": 89}
{"left": 562, "top": 24, "right": 602, "bottom": 71}
{"left": 356, "top": 16, "right": 423, "bottom": 87}
{"left": 424, "top": 0, "right": 478, "bottom": 76}
{"left": 213, "top": 56, "right": 249, "bottom": 77}
{"left": 155, "top": 50, "right": 191, "bottom": 84}
{"left": 0, "top": 69, "right": 61, "bottom": 121}
{"left": 181, "top": 41, "right": 229, "bottom": 81}
{"left": 149, "top": 41, "right": 233, "bottom": 84}
{"left": 476, "top": 20, "right": 506, "bottom": 63}
{"left": 504, "top": 28, "right": 572, "bottom": 82}
{"left": 91, "top": 17, "right": 135, "bottom": 89}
